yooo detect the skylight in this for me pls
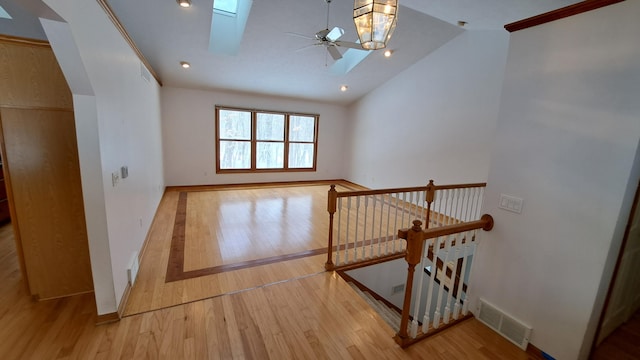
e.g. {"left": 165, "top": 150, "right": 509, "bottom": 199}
{"left": 209, "top": 0, "right": 252, "bottom": 55}
{"left": 0, "top": 5, "right": 12, "bottom": 19}
{"left": 330, "top": 45, "right": 371, "bottom": 75}
{"left": 214, "top": 0, "right": 238, "bottom": 16}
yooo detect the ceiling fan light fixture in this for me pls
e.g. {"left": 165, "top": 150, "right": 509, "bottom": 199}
{"left": 340, "top": 85, "right": 348, "bottom": 92}
{"left": 353, "top": 0, "right": 398, "bottom": 50}
{"left": 177, "top": 0, "right": 192, "bottom": 8}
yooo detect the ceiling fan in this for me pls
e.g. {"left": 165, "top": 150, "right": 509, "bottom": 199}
{"left": 288, "top": 0, "right": 364, "bottom": 61}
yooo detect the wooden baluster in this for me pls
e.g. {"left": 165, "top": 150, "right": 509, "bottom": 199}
{"left": 422, "top": 236, "right": 441, "bottom": 334}
{"left": 335, "top": 197, "right": 342, "bottom": 266}
{"left": 400, "top": 192, "right": 407, "bottom": 229}
{"left": 433, "top": 234, "right": 453, "bottom": 329}
{"left": 445, "top": 189, "right": 456, "bottom": 225}
{"left": 453, "top": 231, "right": 470, "bottom": 320}
{"left": 444, "top": 235, "right": 461, "bottom": 324}
{"left": 395, "top": 220, "right": 424, "bottom": 346}
{"left": 325, "top": 185, "right": 337, "bottom": 270}
{"left": 437, "top": 190, "right": 448, "bottom": 227}
{"left": 354, "top": 196, "right": 361, "bottom": 261}
{"left": 344, "top": 197, "right": 352, "bottom": 264}
{"left": 451, "top": 189, "right": 460, "bottom": 224}
{"left": 462, "top": 231, "right": 479, "bottom": 316}
{"left": 385, "top": 193, "right": 398, "bottom": 254}
{"left": 412, "top": 191, "right": 418, "bottom": 228}
{"left": 369, "top": 195, "right": 376, "bottom": 259}
{"left": 377, "top": 194, "right": 384, "bottom": 257}
{"left": 363, "top": 196, "right": 370, "bottom": 259}
{"left": 464, "top": 189, "right": 474, "bottom": 221}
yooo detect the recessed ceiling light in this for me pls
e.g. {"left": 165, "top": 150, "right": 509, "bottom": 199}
{"left": 457, "top": 21, "right": 468, "bottom": 27}
{"left": 384, "top": 50, "right": 393, "bottom": 58}
{"left": 340, "top": 85, "right": 348, "bottom": 92}
{"left": 180, "top": 61, "right": 191, "bottom": 69}
{"left": 177, "top": 0, "right": 192, "bottom": 8}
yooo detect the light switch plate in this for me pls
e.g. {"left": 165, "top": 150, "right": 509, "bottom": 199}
{"left": 499, "top": 194, "right": 523, "bottom": 214}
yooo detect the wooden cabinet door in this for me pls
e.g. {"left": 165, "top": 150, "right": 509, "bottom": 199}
{"left": 0, "top": 108, "right": 93, "bottom": 299}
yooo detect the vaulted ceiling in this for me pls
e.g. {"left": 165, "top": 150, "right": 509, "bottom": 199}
{"left": 0, "top": 0, "right": 583, "bottom": 104}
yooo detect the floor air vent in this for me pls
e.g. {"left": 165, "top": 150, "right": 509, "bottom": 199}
{"left": 477, "top": 298, "right": 532, "bottom": 350}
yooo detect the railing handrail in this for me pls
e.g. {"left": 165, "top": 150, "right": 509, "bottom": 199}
{"left": 399, "top": 214, "right": 494, "bottom": 242}
{"left": 331, "top": 181, "right": 487, "bottom": 199}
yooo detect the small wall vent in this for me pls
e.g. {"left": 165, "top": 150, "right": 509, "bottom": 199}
{"left": 477, "top": 298, "right": 532, "bottom": 350}
{"left": 391, "top": 283, "right": 405, "bottom": 295}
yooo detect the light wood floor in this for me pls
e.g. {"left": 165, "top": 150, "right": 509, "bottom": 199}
{"left": 125, "top": 182, "right": 360, "bottom": 315}
{"left": 0, "top": 182, "right": 548, "bottom": 359}
{"left": 0, "top": 218, "right": 542, "bottom": 359}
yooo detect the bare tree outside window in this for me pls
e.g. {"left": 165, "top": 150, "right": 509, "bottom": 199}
{"left": 215, "top": 106, "right": 318, "bottom": 173}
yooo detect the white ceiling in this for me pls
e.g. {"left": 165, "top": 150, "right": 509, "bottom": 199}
{"left": 0, "top": 0, "right": 583, "bottom": 105}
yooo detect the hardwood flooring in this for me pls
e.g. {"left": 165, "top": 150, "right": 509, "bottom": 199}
{"left": 592, "top": 309, "right": 640, "bottom": 359}
{"left": 125, "top": 182, "right": 359, "bottom": 315}
{"left": 0, "top": 182, "right": 558, "bottom": 359}
{"left": 0, "top": 216, "right": 540, "bottom": 359}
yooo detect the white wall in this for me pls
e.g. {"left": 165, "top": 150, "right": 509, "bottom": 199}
{"left": 345, "top": 30, "right": 509, "bottom": 188}
{"left": 346, "top": 258, "right": 409, "bottom": 309}
{"left": 42, "top": 0, "right": 165, "bottom": 314}
{"left": 161, "top": 86, "right": 348, "bottom": 185}
{"left": 471, "top": 2, "right": 640, "bottom": 359}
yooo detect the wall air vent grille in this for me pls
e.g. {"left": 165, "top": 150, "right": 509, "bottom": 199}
{"left": 477, "top": 298, "right": 532, "bottom": 350}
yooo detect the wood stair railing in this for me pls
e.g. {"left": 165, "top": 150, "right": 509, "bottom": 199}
{"left": 394, "top": 215, "right": 494, "bottom": 348}
{"left": 325, "top": 180, "right": 486, "bottom": 271}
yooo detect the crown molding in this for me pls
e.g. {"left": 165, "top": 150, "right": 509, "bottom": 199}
{"left": 505, "top": 0, "right": 624, "bottom": 33}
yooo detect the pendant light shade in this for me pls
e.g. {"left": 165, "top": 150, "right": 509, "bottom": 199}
{"left": 353, "top": 0, "right": 398, "bottom": 50}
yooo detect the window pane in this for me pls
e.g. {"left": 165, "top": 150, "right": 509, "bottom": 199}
{"left": 219, "top": 110, "right": 251, "bottom": 140}
{"left": 289, "top": 116, "right": 315, "bottom": 142}
{"left": 256, "top": 113, "right": 284, "bottom": 141}
{"left": 288, "top": 143, "right": 314, "bottom": 168}
{"left": 256, "top": 142, "right": 284, "bottom": 169}
{"left": 219, "top": 140, "right": 251, "bottom": 169}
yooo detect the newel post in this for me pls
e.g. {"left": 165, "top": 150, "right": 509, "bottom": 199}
{"left": 395, "top": 220, "right": 425, "bottom": 346}
{"left": 325, "top": 185, "right": 338, "bottom": 271}
{"left": 424, "top": 179, "right": 435, "bottom": 229}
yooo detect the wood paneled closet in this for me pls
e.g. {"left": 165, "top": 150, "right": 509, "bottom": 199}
{"left": 0, "top": 35, "right": 93, "bottom": 300}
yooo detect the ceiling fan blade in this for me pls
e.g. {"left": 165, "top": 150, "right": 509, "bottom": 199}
{"left": 326, "top": 27, "right": 344, "bottom": 42}
{"left": 335, "top": 40, "right": 365, "bottom": 50}
{"left": 295, "top": 43, "right": 322, "bottom": 52}
{"left": 285, "top": 32, "right": 315, "bottom": 40}
{"left": 327, "top": 44, "right": 342, "bottom": 60}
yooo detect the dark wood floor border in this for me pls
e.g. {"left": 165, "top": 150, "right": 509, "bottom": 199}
{"left": 164, "top": 185, "right": 408, "bottom": 282}
{"left": 165, "top": 179, "right": 367, "bottom": 193}
{"left": 165, "top": 191, "right": 187, "bottom": 282}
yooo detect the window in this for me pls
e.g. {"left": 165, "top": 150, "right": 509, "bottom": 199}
{"left": 216, "top": 106, "right": 318, "bottom": 173}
